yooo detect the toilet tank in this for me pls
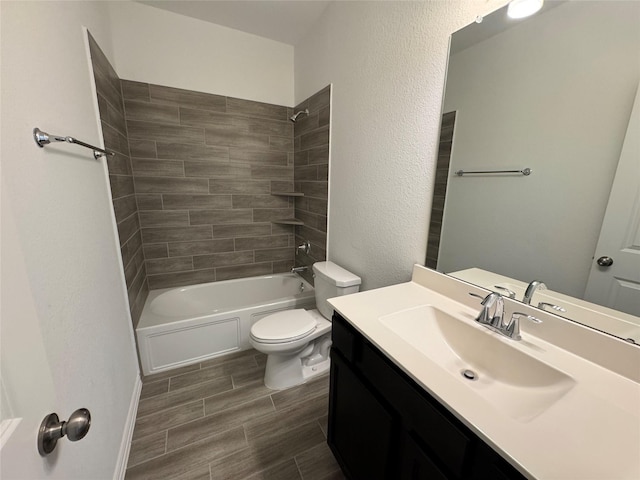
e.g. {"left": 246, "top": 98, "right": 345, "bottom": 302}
{"left": 312, "top": 261, "right": 361, "bottom": 320}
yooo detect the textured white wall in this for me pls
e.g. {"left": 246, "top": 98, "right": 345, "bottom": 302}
{"left": 108, "top": 1, "right": 295, "bottom": 107}
{"left": 295, "top": 0, "right": 507, "bottom": 290}
{"left": 439, "top": 1, "right": 640, "bottom": 298}
{"left": 1, "top": 1, "right": 138, "bottom": 477}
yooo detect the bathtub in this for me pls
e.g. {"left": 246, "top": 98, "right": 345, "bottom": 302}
{"left": 136, "top": 273, "right": 315, "bottom": 376}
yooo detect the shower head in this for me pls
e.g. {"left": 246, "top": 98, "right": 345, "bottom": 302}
{"left": 290, "top": 108, "right": 309, "bottom": 122}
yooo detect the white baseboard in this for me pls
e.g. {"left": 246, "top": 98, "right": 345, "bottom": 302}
{"left": 114, "top": 375, "right": 142, "bottom": 480}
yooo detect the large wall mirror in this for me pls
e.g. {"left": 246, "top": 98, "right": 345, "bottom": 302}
{"left": 429, "top": 0, "right": 640, "bottom": 343}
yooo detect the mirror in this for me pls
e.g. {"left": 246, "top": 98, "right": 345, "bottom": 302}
{"left": 430, "top": 0, "right": 640, "bottom": 343}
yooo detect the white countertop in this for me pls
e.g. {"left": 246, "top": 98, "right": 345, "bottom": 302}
{"left": 328, "top": 266, "right": 640, "bottom": 480}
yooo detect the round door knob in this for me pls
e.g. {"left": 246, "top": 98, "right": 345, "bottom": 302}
{"left": 64, "top": 408, "right": 91, "bottom": 441}
{"left": 38, "top": 408, "right": 91, "bottom": 456}
{"left": 597, "top": 256, "right": 614, "bottom": 267}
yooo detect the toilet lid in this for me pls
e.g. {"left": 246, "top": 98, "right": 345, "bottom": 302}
{"left": 251, "top": 309, "right": 317, "bottom": 342}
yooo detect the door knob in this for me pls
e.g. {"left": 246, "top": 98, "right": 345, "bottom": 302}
{"left": 37, "top": 408, "right": 91, "bottom": 456}
{"left": 597, "top": 256, "right": 614, "bottom": 267}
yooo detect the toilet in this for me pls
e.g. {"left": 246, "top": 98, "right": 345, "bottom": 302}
{"left": 249, "top": 261, "right": 361, "bottom": 390}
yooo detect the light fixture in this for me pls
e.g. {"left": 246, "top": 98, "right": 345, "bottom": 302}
{"left": 507, "top": 0, "right": 544, "bottom": 19}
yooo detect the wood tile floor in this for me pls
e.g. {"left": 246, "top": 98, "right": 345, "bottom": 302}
{"left": 125, "top": 349, "right": 345, "bottom": 480}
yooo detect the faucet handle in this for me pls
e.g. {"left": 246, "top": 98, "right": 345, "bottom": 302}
{"left": 296, "top": 241, "right": 311, "bottom": 255}
{"left": 494, "top": 285, "right": 516, "bottom": 298}
{"left": 507, "top": 311, "right": 542, "bottom": 340}
{"left": 469, "top": 292, "right": 504, "bottom": 328}
{"left": 538, "top": 302, "right": 567, "bottom": 313}
{"left": 511, "top": 312, "right": 542, "bottom": 324}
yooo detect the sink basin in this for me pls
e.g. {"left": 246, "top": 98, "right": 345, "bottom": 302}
{"left": 379, "top": 305, "right": 575, "bottom": 422}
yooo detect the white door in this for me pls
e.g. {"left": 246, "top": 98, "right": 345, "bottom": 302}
{"left": 0, "top": 187, "right": 58, "bottom": 477}
{"left": 584, "top": 85, "right": 640, "bottom": 316}
{"left": 1, "top": 5, "right": 141, "bottom": 478}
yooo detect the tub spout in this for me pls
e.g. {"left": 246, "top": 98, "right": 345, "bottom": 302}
{"left": 291, "top": 266, "right": 308, "bottom": 274}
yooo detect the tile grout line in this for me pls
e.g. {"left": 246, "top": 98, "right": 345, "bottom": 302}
{"left": 293, "top": 453, "right": 304, "bottom": 480}
{"left": 163, "top": 430, "right": 168, "bottom": 455}
{"left": 165, "top": 419, "right": 250, "bottom": 456}
{"left": 136, "top": 378, "right": 234, "bottom": 419}
{"left": 202, "top": 389, "right": 274, "bottom": 418}
{"left": 131, "top": 422, "right": 248, "bottom": 471}
{"left": 131, "top": 398, "right": 207, "bottom": 445}
{"left": 126, "top": 429, "right": 170, "bottom": 469}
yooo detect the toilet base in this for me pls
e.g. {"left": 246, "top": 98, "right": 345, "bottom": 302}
{"left": 301, "top": 356, "right": 331, "bottom": 382}
{"left": 263, "top": 336, "right": 332, "bottom": 390}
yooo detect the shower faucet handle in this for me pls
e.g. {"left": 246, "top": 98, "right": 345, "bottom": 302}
{"left": 296, "top": 241, "right": 311, "bottom": 255}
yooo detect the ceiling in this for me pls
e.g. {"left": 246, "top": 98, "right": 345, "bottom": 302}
{"left": 137, "top": 1, "right": 332, "bottom": 46}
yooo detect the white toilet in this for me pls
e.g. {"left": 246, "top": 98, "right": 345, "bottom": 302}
{"left": 249, "top": 261, "right": 361, "bottom": 390}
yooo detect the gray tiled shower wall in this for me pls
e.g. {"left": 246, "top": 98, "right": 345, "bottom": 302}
{"left": 89, "top": 34, "right": 148, "bottom": 326}
{"left": 121, "top": 80, "right": 298, "bottom": 294}
{"left": 293, "top": 86, "right": 330, "bottom": 286}
{"left": 426, "top": 111, "right": 456, "bottom": 269}
{"left": 88, "top": 34, "right": 330, "bottom": 327}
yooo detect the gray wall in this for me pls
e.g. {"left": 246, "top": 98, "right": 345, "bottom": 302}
{"left": 121, "top": 80, "right": 298, "bottom": 290}
{"left": 89, "top": 33, "right": 148, "bottom": 326}
{"left": 293, "top": 86, "right": 331, "bottom": 284}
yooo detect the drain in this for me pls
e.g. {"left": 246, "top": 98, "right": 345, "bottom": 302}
{"left": 461, "top": 369, "right": 478, "bottom": 381}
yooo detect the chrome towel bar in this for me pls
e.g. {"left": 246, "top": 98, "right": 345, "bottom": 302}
{"left": 455, "top": 167, "right": 531, "bottom": 176}
{"left": 33, "top": 127, "right": 115, "bottom": 160}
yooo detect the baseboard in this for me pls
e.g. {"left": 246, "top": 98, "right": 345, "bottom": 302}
{"left": 114, "top": 375, "right": 142, "bottom": 479}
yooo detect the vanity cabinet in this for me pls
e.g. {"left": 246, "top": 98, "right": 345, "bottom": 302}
{"left": 328, "top": 312, "right": 526, "bottom": 480}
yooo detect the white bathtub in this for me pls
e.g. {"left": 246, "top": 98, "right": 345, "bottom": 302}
{"left": 136, "top": 274, "right": 315, "bottom": 376}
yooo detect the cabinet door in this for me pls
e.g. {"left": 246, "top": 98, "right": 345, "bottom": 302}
{"left": 359, "top": 340, "right": 472, "bottom": 475}
{"left": 328, "top": 351, "right": 396, "bottom": 480}
{"left": 399, "top": 432, "right": 449, "bottom": 480}
{"left": 469, "top": 443, "right": 526, "bottom": 480}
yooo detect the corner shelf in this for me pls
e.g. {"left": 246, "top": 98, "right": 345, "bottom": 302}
{"left": 271, "top": 192, "right": 304, "bottom": 197}
{"left": 271, "top": 191, "right": 304, "bottom": 225}
{"left": 271, "top": 218, "right": 304, "bottom": 226}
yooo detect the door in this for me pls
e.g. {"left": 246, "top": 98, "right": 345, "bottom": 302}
{"left": 584, "top": 84, "right": 640, "bottom": 316}
{"left": 1, "top": 5, "right": 141, "bottom": 477}
{"left": 1, "top": 187, "right": 58, "bottom": 477}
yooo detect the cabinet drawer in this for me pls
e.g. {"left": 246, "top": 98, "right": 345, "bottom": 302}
{"left": 332, "top": 312, "right": 357, "bottom": 363}
{"left": 359, "top": 340, "right": 472, "bottom": 478}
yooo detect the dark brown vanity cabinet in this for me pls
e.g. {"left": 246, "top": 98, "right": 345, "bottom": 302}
{"left": 328, "top": 312, "right": 526, "bottom": 480}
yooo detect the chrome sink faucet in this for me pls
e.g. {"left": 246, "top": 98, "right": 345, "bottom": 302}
{"left": 523, "top": 280, "right": 546, "bottom": 304}
{"left": 470, "top": 293, "right": 542, "bottom": 340}
{"left": 470, "top": 292, "right": 505, "bottom": 330}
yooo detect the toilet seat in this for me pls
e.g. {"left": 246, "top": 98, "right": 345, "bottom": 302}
{"left": 251, "top": 309, "right": 317, "bottom": 344}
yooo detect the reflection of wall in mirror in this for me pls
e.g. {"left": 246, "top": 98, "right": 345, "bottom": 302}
{"left": 439, "top": 1, "right": 640, "bottom": 299}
